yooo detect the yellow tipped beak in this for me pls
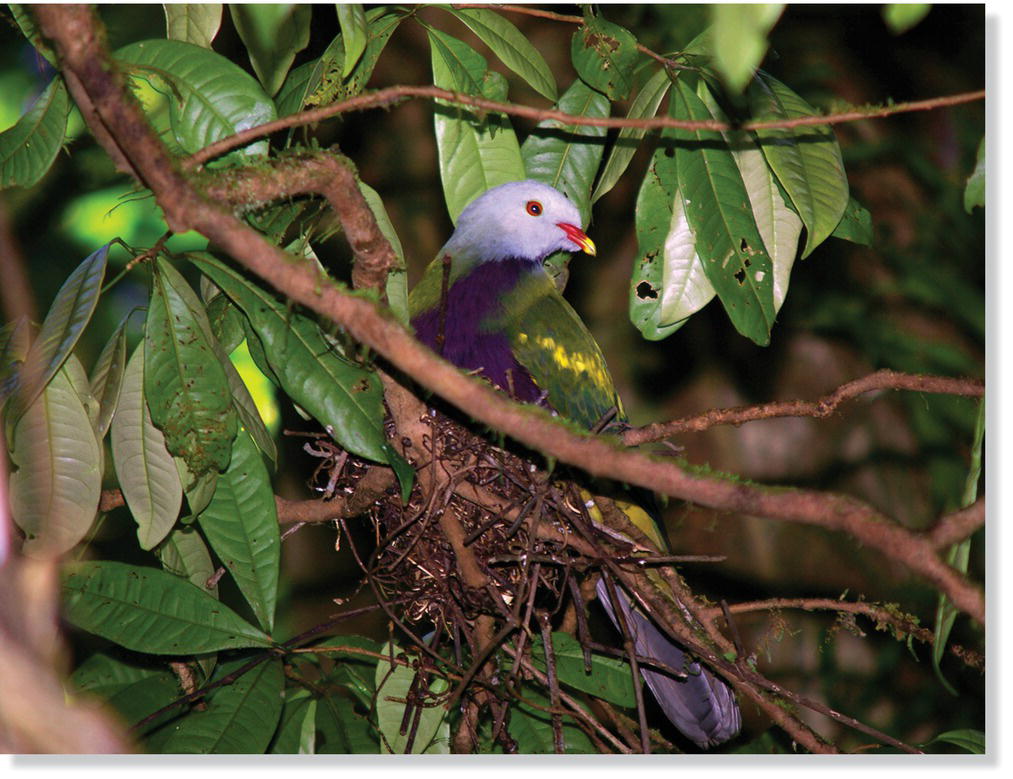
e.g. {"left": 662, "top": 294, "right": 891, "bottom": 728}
{"left": 558, "top": 222, "right": 597, "bottom": 256}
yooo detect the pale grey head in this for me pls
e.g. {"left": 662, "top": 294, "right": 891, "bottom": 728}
{"left": 442, "top": 180, "right": 596, "bottom": 263}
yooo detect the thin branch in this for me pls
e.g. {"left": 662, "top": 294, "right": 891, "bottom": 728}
{"left": 182, "top": 83, "right": 986, "bottom": 169}
{"left": 623, "top": 369, "right": 985, "bottom": 445}
{"left": 928, "top": 497, "right": 986, "bottom": 550}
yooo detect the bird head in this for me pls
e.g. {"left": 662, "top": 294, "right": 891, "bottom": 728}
{"left": 444, "top": 180, "right": 596, "bottom": 263}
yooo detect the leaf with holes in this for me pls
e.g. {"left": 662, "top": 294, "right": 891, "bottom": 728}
{"left": 570, "top": 14, "right": 638, "bottom": 100}
{"left": 671, "top": 78, "right": 775, "bottom": 345}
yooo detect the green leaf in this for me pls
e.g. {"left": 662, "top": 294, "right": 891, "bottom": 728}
{"left": 152, "top": 656, "right": 284, "bottom": 753}
{"left": 446, "top": 7, "right": 557, "bottom": 101}
{"left": 507, "top": 685, "right": 595, "bottom": 754}
{"left": 164, "top": 4, "right": 223, "bottom": 48}
{"left": 336, "top": 4, "right": 368, "bottom": 78}
{"left": 269, "top": 689, "right": 318, "bottom": 754}
{"left": 429, "top": 28, "right": 526, "bottom": 223}
{"left": 16, "top": 243, "right": 109, "bottom": 417}
{"left": 570, "top": 13, "right": 639, "bottom": 100}
{"left": 928, "top": 729, "right": 985, "bottom": 754}
{"left": 883, "top": 4, "right": 931, "bottom": 34}
{"left": 748, "top": 71, "right": 849, "bottom": 257}
{"left": 72, "top": 650, "right": 165, "bottom": 698}
{"left": 359, "top": 182, "right": 408, "bottom": 324}
{"left": 671, "top": 79, "right": 775, "bottom": 344}
{"left": 189, "top": 254, "right": 392, "bottom": 465}
{"left": 155, "top": 524, "right": 219, "bottom": 598}
{"left": 61, "top": 560, "right": 273, "bottom": 653}
{"left": 277, "top": 8, "right": 402, "bottom": 115}
{"left": 831, "top": 195, "right": 873, "bottom": 245}
{"left": 210, "top": 326, "right": 277, "bottom": 466}
{"left": 530, "top": 632, "right": 636, "bottom": 707}
{"left": 316, "top": 694, "right": 376, "bottom": 753}
{"left": 9, "top": 359, "right": 101, "bottom": 557}
{"left": 0, "top": 77, "right": 70, "bottom": 190}
{"left": 205, "top": 291, "right": 246, "bottom": 354}
{"left": 111, "top": 343, "right": 184, "bottom": 550}
{"left": 592, "top": 65, "right": 673, "bottom": 203}
{"left": 88, "top": 316, "right": 129, "bottom": 441}
{"left": 375, "top": 642, "right": 450, "bottom": 754}
{"left": 176, "top": 457, "right": 219, "bottom": 517}
{"left": 710, "top": 4, "right": 784, "bottom": 93}
{"left": 197, "top": 428, "right": 280, "bottom": 633}
{"left": 145, "top": 258, "right": 237, "bottom": 476}
{"left": 698, "top": 83, "right": 802, "bottom": 312}
{"left": 522, "top": 77, "right": 610, "bottom": 227}
{"left": 230, "top": 4, "right": 312, "bottom": 97}
{"left": 964, "top": 135, "right": 985, "bottom": 213}
{"left": 629, "top": 153, "right": 702, "bottom": 340}
{"left": 116, "top": 39, "right": 277, "bottom": 159}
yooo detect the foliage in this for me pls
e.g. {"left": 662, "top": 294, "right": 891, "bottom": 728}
{"left": 0, "top": 3, "right": 984, "bottom": 756}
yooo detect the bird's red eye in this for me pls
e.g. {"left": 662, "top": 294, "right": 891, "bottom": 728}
{"left": 526, "top": 200, "right": 543, "bottom": 216}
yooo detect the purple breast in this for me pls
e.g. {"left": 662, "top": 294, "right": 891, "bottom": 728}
{"left": 411, "top": 258, "right": 543, "bottom": 403}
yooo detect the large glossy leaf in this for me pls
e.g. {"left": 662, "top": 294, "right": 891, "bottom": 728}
{"left": 8, "top": 358, "right": 101, "bottom": 557}
{"left": 446, "top": 7, "right": 557, "bottom": 101}
{"left": 711, "top": 4, "right": 784, "bottom": 93}
{"left": 164, "top": 4, "right": 223, "bottom": 48}
{"left": 116, "top": 39, "right": 276, "bottom": 159}
{"left": 748, "top": 71, "right": 849, "bottom": 257}
{"left": 61, "top": 560, "right": 273, "bottom": 653}
{"left": 671, "top": 79, "right": 775, "bottom": 345}
{"left": 375, "top": 642, "right": 450, "bottom": 754}
{"left": 522, "top": 78, "right": 610, "bottom": 227}
{"left": 111, "top": 343, "right": 183, "bottom": 550}
{"left": 151, "top": 656, "right": 284, "bottom": 753}
{"left": 0, "top": 77, "right": 70, "bottom": 190}
{"left": 268, "top": 690, "right": 318, "bottom": 754}
{"left": 16, "top": 243, "right": 108, "bottom": 418}
{"left": 197, "top": 428, "right": 279, "bottom": 633}
{"left": 230, "top": 4, "right": 311, "bottom": 97}
{"left": 570, "top": 14, "right": 639, "bottom": 100}
{"left": 145, "top": 258, "right": 237, "bottom": 475}
{"left": 88, "top": 315, "right": 129, "bottom": 440}
{"left": 592, "top": 65, "right": 673, "bottom": 203}
{"left": 155, "top": 524, "right": 219, "bottom": 598}
{"left": 336, "top": 4, "right": 368, "bottom": 77}
{"left": 188, "top": 254, "right": 393, "bottom": 466}
{"left": 429, "top": 28, "right": 525, "bottom": 223}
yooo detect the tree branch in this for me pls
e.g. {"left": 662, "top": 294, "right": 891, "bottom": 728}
{"left": 622, "top": 369, "right": 984, "bottom": 445}
{"left": 35, "top": 4, "right": 983, "bottom": 629}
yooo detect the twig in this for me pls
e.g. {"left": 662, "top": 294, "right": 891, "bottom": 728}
{"left": 623, "top": 369, "right": 985, "bottom": 445}
{"left": 182, "top": 83, "right": 986, "bottom": 169}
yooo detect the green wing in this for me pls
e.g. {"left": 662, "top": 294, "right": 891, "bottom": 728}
{"left": 490, "top": 272, "right": 622, "bottom": 430}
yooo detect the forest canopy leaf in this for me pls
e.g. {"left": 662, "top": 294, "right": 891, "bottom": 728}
{"left": 0, "top": 77, "right": 70, "bottom": 190}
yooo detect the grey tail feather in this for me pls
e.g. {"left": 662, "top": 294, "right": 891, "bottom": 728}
{"left": 595, "top": 578, "right": 741, "bottom": 748}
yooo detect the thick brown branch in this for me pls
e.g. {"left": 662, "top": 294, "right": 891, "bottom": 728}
{"left": 36, "top": 5, "right": 983, "bottom": 628}
{"left": 623, "top": 369, "right": 985, "bottom": 445}
{"left": 183, "top": 83, "right": 986, "bottom": 169}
